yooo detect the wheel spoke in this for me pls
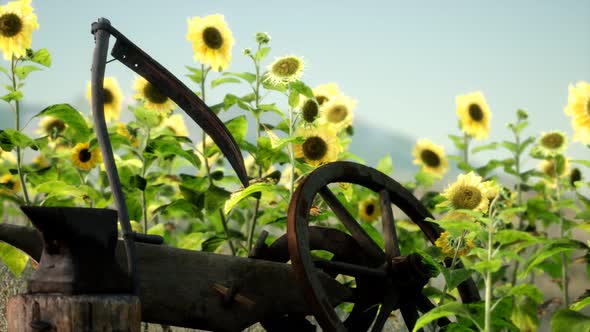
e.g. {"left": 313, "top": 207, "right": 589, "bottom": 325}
{"left": 370, "top": 293, "right": 396, "bottom": 332}
{"left": 313, "top": 258, "right": 387, "bottom": 278}
{"left": 319, "top": 187, "right": 386, "bottom": 263}
{"left": 400, "top": 303, "right": 419, "bottom": 332}
{"left": 379, "top": 189, "right": 400, "bottom": 259}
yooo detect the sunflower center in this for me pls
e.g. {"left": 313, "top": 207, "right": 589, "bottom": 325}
{"left": 46, "top": 119, "right": 66, "bottom": 134}
{"left": 271, "top": 58, "right": 300, "bottom": 78}
{"left": 468, "top": 104, "right": 484, "bottom": 122}
{"left": 302, "top": 136, "right": 328, "bottom": 161}
{"left": 316, "top": 96, "right": 329, "bottom": 106}
{"left": 327, "top": 105, "right": 348, "bottom": 124}
{"left": 451, "top": 185, "right": 482, "bottom": 210}
{"left": 78, "top": 149, "right": 92, "bottom": 163}
{"left": 143, "top": 83, "right": 168, "bottom": 104}
{"left": 0, "top": 13, "right": 22, "bottom": 38}
{"left": 541, "top": 133, "right": 564, "bottom": 150}
{"left": 420, "top": 149, "right": 441, "bottom": 167}
{"left": 202, "top": 27, "right": 223, "bottom": 50}
{"left": 570, "top": 168, "right": 582, "bottom": 185}
{"left": 302, "top": 99, "right": 319, "bottom": 123}
{"left": 103, "top": 88, "right": 114, "bottom": 105}
{"left": 365, "top": 203, "right": 375, "bottom": 216}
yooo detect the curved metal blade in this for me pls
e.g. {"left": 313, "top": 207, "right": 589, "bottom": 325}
{"left": 105, "top": 24, "right": 248, "bottom": 187}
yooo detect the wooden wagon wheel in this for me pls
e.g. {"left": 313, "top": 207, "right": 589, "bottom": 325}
{"left": 287, "top": 161, "right": 480, "bottom": 332}
{"left": 252, "top": 226, "right": 379, "bottom": 331}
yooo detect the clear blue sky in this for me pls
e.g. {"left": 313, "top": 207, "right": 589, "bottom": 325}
{"left": 3, "top": 0, "right": 590, "bottom": 164}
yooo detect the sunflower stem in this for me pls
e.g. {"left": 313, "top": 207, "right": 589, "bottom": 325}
{"left": 438, "top": 230, "right": 466, "bottom": 306}
{"left": 141, "top": 127, "right": 150, "bottom": 235}
{"left": 510, "top": 114, "right": 525, "bottom": 286}
{"left": 287, "top": 87, "right": 295, "bottom": 199}
{"left": 555, "top": 170, "right": 569, "bottom": 307}
{"left": 11, "top": 56, "right": 31, "bottom": 206}
{"left": 199, "top": 64, "right": 235, "bottom": 256}
{"left": 463, "top": 133, "right": 470, "bottom": 167}
{"left": 484, "top": 196, "right": 499, "bottom": 332}
{"left": 246, "top": 44, "right": 263, "bottom": 253}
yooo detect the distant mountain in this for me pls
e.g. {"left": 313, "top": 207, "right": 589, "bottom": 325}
{"left": 348, "top": 119, "right": 417, "bottom": 180}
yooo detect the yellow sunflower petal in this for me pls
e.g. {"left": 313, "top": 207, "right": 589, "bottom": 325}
{"left": 294, "top": 125, "right": 341, "bottom": 166}
{"left": 186, "top": 14, "right": 234, "bottom": 71}
{"left": 0, "top": 0, "right": 39, "bottom": 60}
{"left": 86, "top": 77, "right": 123, "bottom": 123}
{"left": 455, "top": 91, "right": 491, "bottom": 140}
{"left": 412, "top": 138, "right": 449, "bottom": 178}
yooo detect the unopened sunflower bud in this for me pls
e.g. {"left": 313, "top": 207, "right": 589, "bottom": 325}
{"left": 243, "top": 48, "right": 252, "bottom": 56}
{"left": 255, "top": 32, "right": 271, "bottom": 44}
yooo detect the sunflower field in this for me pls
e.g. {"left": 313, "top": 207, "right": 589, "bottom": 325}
{"left": 1, "top": 1, "right": 590, "bottom": 331}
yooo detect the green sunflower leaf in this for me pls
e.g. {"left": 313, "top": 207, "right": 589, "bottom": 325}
{"left": 471, "top": 142, "right": 498, "bottom": 154}
{"left": 0, "top": 129, "right": 35, "bottom": 151}
{"left": 29, "top": 48, "right": 51, "bottom": 67}
{"left": 571, "top": 296, "right": 590, "bottom": 312}
{"left": 0, "top": 242, "right": 29, "bottom": 277}
{"left": 551, "top": 309, "right": 590, "bottom": 332}
{"left": 519, "top": 239, "right": 586, "bottom": 279}
{"left": 185, "top": 65, "right": 203, "bottom": 83}
{"left": 210, "top": 77, "right": 241, "bottom": 88}
{"left": 205, "top": 185, "right": 231, "bottom": 215}
{"left": 222, "top": 72, "right": 256, "bottom": 84}
{"left": 257, "top": 103, "right": 284, "bottom": 116}
{"left": 224, "top": 182, "right": 275, "bottom": 215}
{"left": 36, "top": 103, "right": 91, "bottom": 143}
{"left": 288, "top": 90, "right": 300, "bottom": 108}
{"left": 133, "top": 106, "right": 162, "bottom": 128}
{"left": 290, "top": 81, "right": 314, "bottom": 99}
{"left": 254, "top": 47, "right": 270, "bottom": 61}
{"left": 413, "top": 301, "right": 475, "bottom": 332}
{"left": 178, "top": 232, "right": 213, "bottom": 250}
{"left": 14, "top": 65, "right": 41, "bottom": 80}
{"left": 376, "top": 154, "right": 393, "bottom": 176}
{"left": 1, "top": 90, "right": 23, "bottom": 103}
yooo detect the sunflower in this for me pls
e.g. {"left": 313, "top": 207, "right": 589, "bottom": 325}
{"left": 86, "top": 76, "right": 123, "bottom": 123}
{"left": 435, "top": 231, "right": 475, "bottom": 257}
{"left": 0, "top": 173, "right": 19, "bottom": 193}
{"left": 186, "top": 14, "right": 234, "bottom": 71}
{"left": 570, "top": 168, "right": 582, "bottom": 187}
{"left": 0, "top": 0, "right": 38, "bottom": 60}
{"left": 301, "top": 98, "right": 319, "bottom": 123}
{"left": 412, "top": 138, "right": 448, "bottom": 178}
{"left": 0, "top": 149, "right": 16, "bottom": 164}
{"left": 294, "top": 125, "right": 341, "bottom": 166}
{"left": 564, "top": 81, "right": 590, "bottom": 145}
{"left": 313, "top": 83, "right": 341, "bottom": 107}
{"left": 456, "top": 91, "right": 491, "bottom": 140}
{"left": 482, "top": 180, "right": 500, "bottom": 201}
{"left": 539, "top": 158, "right": 570, "bottom": 179}
{"left": 115, "top": 123, "right": 139, "bottom": 147}
{"left": 266, "top": 55, "right": 304, "bottom": 86}
{"left": 36, "top": 116, "right": 66, "bottom": 139}
{"left": 70, "top": 142, "right": 101, "bottom": 170}
{"left": 358, "top": 197, "right": 380, "bottom": 222}
{"left": 320, "top": 95, "right": 355, "bottom": 131}
{"left": 133, "top": 77, "right": 176, "bottom": 113}
{"left": 162, "top": 113, "right": 188, "bottom": 137}
{"left": 537, "top": 131, "right": 567, "bottom": 157}
{"left": 440, "top": 172, "right": 489, "bottom": 212}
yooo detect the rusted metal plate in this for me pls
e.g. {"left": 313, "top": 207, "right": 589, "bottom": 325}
{"left": 0, "top": 224, "right": 351, "bottom": 331}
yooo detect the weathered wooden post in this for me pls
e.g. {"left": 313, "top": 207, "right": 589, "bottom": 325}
{"left": 6, "top": 207, "right": 140, "bottom": 331}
